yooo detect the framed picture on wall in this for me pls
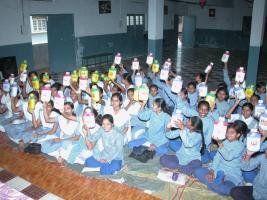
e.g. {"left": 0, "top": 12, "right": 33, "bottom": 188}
{"left": 99, "top": 1, "right": 111, "bottom": 14}
{"left": 164, "top": 5, "right": 168, "bottom": 15}
{"left": 209, "top": 9, "right": 215, "bottom": 17}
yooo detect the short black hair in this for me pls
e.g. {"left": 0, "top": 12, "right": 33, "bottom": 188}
{"left": 101, "top": 114, "right": 114, "bottom": 124}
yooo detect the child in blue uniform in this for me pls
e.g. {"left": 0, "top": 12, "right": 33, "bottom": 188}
{"left": 187, "top": 82, "right": 198, "bottom": 109}
{"left": 226, "top": 101, "right": 258, "bottom": 130}
{"left": 214, "top": 87, "right": 230, "bottom": 117}
{"left": 194, "top": 122, "right": 245, "bottom": 196}
{"left": 231, "top": 149, "right": 267, "bottom": 200}
{"left": 175, "top": 100, "right": 215, "bottom": 163}
{"left": 84, "top": 114, "right": 124, "bottom": 175}
{"left": 147, "top": 84, "right": 161, "bottom": 109}
{"left": 128, "top": 98, "right": 171, "bottom": 156}
{"left": 160, "top": 116, "right": 204, "bottom": 175}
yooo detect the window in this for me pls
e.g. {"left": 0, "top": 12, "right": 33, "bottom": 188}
{"left": 127, "top": 16, "right": 129, "bottom": 26}
{"left": 139, "top": 16, "right": 143, "bottom": 25}
{"left": 135, "top": 16, "right": 139, "bottom": 25}
{"left": 130, "top": 16, "right": 134, "bottom": 25}
{"left": 127, "top": 14, "right": 144, "bottom": 26}
{"left": 31, "top": 17, "right": 47, "bottom": 33}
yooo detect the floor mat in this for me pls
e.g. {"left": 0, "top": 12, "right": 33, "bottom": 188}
{"left": 0, "top": 168, "right": 63, "bottom": 200}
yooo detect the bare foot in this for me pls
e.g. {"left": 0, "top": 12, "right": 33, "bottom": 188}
{"left": 57, "top": 156, "right": 64, "bottom": 167}
{"left": 18, "top": 140, "right": 25, "bottom": 152}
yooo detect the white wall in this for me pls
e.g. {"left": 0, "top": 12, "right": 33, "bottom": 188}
{"left": 177, "top": 0, "right": 252, "bottom": 31}
{"left": 0, "top": 0, "right": 32, "bottom": 46}
{"left": 0, "top": 0, "right": 136, "bottom": 46}
{"left": 0, "top": 0, "right": 254, "bottom": 47}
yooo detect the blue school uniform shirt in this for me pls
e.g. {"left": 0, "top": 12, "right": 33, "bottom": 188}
{"left": 223, "top": 68, "right": 231, "bottom": 92}
{"left": 215, "top": 99, "right": 231, "bottom": 117}
{"left": 147, "top": 93, "right": 162, "bottom": 109}
{"left": 138, "top": 109, "right": 170, "bottom": 147}
{"left": 88, "top": 127, "right": 124, "bottom": 162}
{"left": 229, "top": 114, "right": 258, "bottom": 130}
{"left": 241, "top": 154, "right": 267, "bottom": 200}
{"left": 210, "top": 140, "right": 244, "bottom": 185}
{"left": 176, "top": 98, "right": 214, "bottom": 147}
{"left": 188, "top": 92, "right": 198, "bottom": 109}
{"left": 258, "top": 93, "right": 266, "bottom": 103}
{"left": 150, "top": 75, "right": 175, "bottom": 110}
{"left": 166, "top": 128, "right": 202, "bottom": 165}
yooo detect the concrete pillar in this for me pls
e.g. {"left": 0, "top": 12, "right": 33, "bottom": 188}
{"left": 148, "top": 0, "right": 164, "bottom": 61}
{"left": 246, "top": 0, "right": 266, "bottom": 85}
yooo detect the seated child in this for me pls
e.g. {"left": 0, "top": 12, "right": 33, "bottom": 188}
{"left": 84, "top": 114, "right": 124, "bottom": 175}
{"left": 160, "top": 116, "right": 204, "bottom": 175}
{"left": 194, "top": 122, "right": 245, "bottom": 196}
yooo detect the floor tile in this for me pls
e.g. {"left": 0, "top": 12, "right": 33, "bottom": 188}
{"left": 39, "top": 193, "right": 64, "bottom": 200}
{"left": 21, "top": 184, "right": 48, "bottom": 200}
{"left": 6, "top": 176, "right": 31, "bottom": 191}
{"left": 0, "top": 170, "right": 16, "bottom": 183}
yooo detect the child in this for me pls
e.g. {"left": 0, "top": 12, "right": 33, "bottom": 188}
{"left": 214, "top": 87, "right": 230, "bottom": 117}
{"left": 123, "top": 88, "right": 143, "bottom": 127}
{"left": 255, "top": 81, "right": 266, "bottom": 102}
{"left": 128, "top": 98, "right": 171, "bottom": 156}
{"left": 194, "top": 122, "right": 245, "bottom": 196}
{"left": 5, "top": 91, "right": 42, "bottom": 141}
{"left": 67, "top": 107, "right": 100, "bottom": 165}
{"left": 231, "top": 150, "right": 267, "bottom": 200}
{"left": 21, "top": 71, "right": 38, "bottom": 98}
{"left": 41, "top": 102, "right": 80, "bottom": 164}
{"left": 195, "top": 72, "right": 206, "bottom": 88}
{"left": 148, "top": 72, "right": 175, "bottom": 112}
{"left": 84, "top": 114, "right": 124, "bottom": 175}
{"left": 22, "top": 100, "right": 59, "bottom": 144}
{"left": 51, "top": 83, "right": 62, "bottom": 100}
{"left": 249, "top": 94, "right": 260, "bottom": 107}
{"left": 104, "top": 93, "right": 131, "bottom": 142}
{"left": 187, "top": 82, "right": 198, "bottom": 109}
{"left": 226, "top": 101, "right": 258, "bottom": 130}
{"left": 39, "top": 72, "right": 55, "bottom": 86}
{"left": 160, "top": 116, "right": 204, "bottom": 175}
{"left": 175, "top": 100, "right": 215, "bottom": 163}
{"left": 112, "top": 73, "right": 134, "bottom": 97}
{"left": 223, "top": 62, "right": 236, "bottom": 93}
{"left": 147, "top": 84, "right": 161, "bottom": 109}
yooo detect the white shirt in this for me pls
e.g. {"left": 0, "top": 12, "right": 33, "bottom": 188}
{"left": 22, "top": 101, "right": 42, "bottom": 121}
{"left": 57, "top": 115, "right": 79, "bottom": 137}
{"left": 0, "top": 94, "right": 12, "bottom": 118}
{"left": 229, "top": 114, "right": 258, "bottom": 129}
{"left": 40, "top": 110, "right": 59, "bottom": 129}
{"left": 103, "top": 106, "right": 130, "bottom": 129}
{"left": 123, "top": 99, "right": 141, "bottom": 116}
{"left": 26, "top": 81, "right": 33, "bottom": 94}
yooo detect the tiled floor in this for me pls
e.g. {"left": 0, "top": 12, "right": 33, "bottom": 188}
{"left": 163, "top": 46, "right": 267, "bottom": 89}
{"left": 49, "top": 45, "right": 267, "bottom": 90}
{"left": 0, "top": 135, "right": 159, "bottom": 200}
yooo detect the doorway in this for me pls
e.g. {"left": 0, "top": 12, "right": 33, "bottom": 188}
{"left": 30, "top": 14, "right": 75, "bottom": 73}
{"left": 174, "top": 15, "right": 184, "bottom": 47}
{"left": 47, "top": 14, "right": 75, "bottom": 73}
{"left": 126, "top": 14, "right": 146, "bottom": 55}
{"left": 182, "top": 16, "right": 196, "bottom": 48}
{"left": 30, "top": 15, "right": 49, "bottom": 70}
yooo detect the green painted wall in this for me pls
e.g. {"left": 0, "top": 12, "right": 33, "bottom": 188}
{"left": 0, "top": 43, "right": 33, "bottom": 71}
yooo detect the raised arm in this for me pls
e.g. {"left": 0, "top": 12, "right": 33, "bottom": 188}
{"left": 43, "top": 103, "right": 57, "bottom": 123}
{"left": 223, "top": 62, "right": 231, "bottom": 90}
{"left": 225, "top": 98, "right": 240, "bottom": 119}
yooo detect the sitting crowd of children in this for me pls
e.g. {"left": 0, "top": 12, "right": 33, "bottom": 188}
{"left": 0, "top": 53, "right": 266, "bottom": 199}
